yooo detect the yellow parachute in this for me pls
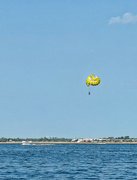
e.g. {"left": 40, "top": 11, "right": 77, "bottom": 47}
{"left": 86, "top": 74, "right": 100, "bottom": 94}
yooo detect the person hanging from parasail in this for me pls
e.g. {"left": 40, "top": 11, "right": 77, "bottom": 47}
{"left": 86, "top": 74, "right": 100, "bottom": 95}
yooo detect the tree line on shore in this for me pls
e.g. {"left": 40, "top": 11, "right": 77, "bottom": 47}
{"left": 0, "top": 137, "right": 72, "bottom": 142}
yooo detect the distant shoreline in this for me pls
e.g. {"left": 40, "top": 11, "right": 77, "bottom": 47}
{"left": 1, "top": 141, "right": 137, "bottom": 144}
{"left": 0, "top": 136, "right": 136, "bottom": 144}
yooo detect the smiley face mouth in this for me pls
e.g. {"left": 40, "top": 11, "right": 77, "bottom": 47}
{"left": 93, "top": 78, "right": 98, "bottom": 81}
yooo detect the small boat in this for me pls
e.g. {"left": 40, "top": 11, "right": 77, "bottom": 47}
{"left": 22, "top": 141, "right": 32, "bottom": 145}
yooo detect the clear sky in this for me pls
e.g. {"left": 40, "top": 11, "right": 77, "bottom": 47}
{"left": 0, "top": 1, "right": 137, "bottom": 139}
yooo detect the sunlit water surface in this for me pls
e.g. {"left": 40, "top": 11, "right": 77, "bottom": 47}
{"left": 0, "top": 143, "right": 137, "bottom": 179}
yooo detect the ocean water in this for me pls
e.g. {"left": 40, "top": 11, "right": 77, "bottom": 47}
{"left": 0, "top": 143, "right": 137, "bottom": 179}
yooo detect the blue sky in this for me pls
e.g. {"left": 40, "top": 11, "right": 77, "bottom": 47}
{"left": 0, "top": 1, "right": 137, "bottom": 138}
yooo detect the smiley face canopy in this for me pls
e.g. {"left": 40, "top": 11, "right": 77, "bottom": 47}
{"left": 86, "top": 74, "right": 100, "bottom": 86}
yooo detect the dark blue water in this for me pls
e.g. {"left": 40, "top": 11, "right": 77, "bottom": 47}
{"left": 0, "top": 143, "right": 137, "bottom": 179}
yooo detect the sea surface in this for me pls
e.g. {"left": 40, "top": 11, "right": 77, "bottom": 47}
{"left": 0, "top": 143, "right": 137, "bottom": 179}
